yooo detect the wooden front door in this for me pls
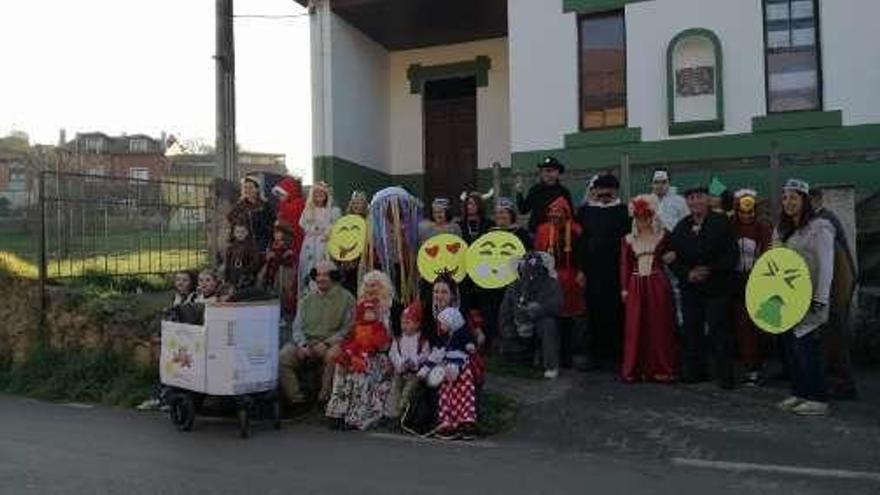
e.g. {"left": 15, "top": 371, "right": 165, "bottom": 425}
{"left": 423, "top": 77, "right": 477, "bottom": 201}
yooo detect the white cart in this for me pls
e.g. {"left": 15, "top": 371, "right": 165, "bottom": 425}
{"left": 160, "top": 301, "right": 281, "bottom": 437}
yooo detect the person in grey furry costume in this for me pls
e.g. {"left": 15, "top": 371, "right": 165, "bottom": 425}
{"left": 499, "top": 252, "right": 564, "bottom": 378}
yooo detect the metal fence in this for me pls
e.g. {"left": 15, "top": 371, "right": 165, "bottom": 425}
{"left": 37, "top": 171, "right": 213, "bottom": 282}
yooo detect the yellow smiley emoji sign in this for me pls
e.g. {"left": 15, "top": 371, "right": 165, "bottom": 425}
{"left": 466, "top": 231, "right": 526, "bottom": 289}
{"left": 417, "top": 233, "right": 468, "bottom": 283}
{"left": 328, "top": 215, "right": 367, "bottom": 262}
{"left": 746, "top": 247, "right": 813, "bottom": 334}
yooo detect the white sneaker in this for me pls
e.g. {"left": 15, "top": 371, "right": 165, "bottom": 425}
{"left": 777, "top": 396, "right": 804, "bottom": 411}
{"left": 136, "top": 398, "right": 162, "bottom": 411}
{"left": 792, "top": 400, "right": 829, "bottom": 416}
{"left": 543, "top": 369, "right": 559, "bottom": 379}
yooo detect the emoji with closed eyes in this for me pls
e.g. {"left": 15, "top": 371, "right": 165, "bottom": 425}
{"left": 328, "top": 214, "right": 368, "bottom": 262}
{"left": 417, "top": 233, "right": 468, "bottom": 283}
{"left": 466, "top": 231, "right": 526, "bottom": 289}
{"left": 746, "top": 247, "right": 813, "bottom": 334}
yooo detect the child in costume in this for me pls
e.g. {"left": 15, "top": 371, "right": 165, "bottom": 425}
{"left": 535, "top": 196, "right": 586, "bottom": 372}
{"left": 337, "top": 299, "right": 391, "bottom": 374}
{"left": 731, "top": 189, "right": 772, "bottom": 386}
{"left": 265, "top": 223, "right": 297, "bottom": 320}
{"left": 431, "top": 307, "right": 478, "bottom": 439}
{"left": 619, "top": 195, "right": 679, "bottom": 383}
{"left": 387, "top": 301, "right": 431, "bottom": 420}
{"left": 164, "top": 270, "right": 200, "bottom": 324}
{"left": 224, "top": 223, "right": 261, "bottom": 290}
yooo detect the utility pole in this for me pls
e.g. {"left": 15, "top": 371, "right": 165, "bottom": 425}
{"left": 216, "top": 0, "right": 237, "bottom": 180}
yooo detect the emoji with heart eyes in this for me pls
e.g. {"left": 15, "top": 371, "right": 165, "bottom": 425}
{"left": 328, "top": 214, "right": 368, "bottom": 262}
{"left": 417, "top": 233, "right": 468, "bottom": 282}
{"left": 465, "top": 231, "right": 526, "bottom": 289}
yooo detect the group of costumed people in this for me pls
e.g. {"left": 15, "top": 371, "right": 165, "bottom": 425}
{"left": 505, "top": 157, "right": 856, "bottom": 417}
{"left": 162, "top": 154, "right": 858, "bottom": 434}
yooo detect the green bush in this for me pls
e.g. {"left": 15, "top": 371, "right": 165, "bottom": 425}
{"left": 0, "top": 346, "right": 154, "bottom": 408}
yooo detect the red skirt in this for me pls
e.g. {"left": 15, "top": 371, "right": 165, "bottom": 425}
{"left": 438, "top": 363, "right": 477, "bottom": 429}
{"left": 621, "top": 271, "right": 679, "bottom": 382}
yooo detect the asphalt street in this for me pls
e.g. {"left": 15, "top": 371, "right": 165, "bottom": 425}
{"left": 2, "top": 381, "right": 879, "bottom": 495}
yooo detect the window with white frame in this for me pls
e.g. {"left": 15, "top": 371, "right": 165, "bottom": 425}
{"left": 129, "top": 138, "right": 149, "bottom": 153}
{"left": 763, "top": 0, "right": 822, "bottom": 112}
{"left": 84, "top": 137, "right": 105, "bottom": 153}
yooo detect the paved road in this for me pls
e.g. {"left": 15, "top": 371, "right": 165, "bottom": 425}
{"left": 497, "top": 369, "right": 880, "bottom": 473}
{"left": 1, "top": 391, "right": 878, "bottom": 494}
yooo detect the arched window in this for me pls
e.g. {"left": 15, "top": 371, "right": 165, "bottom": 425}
{"left": 667, "top": 29, "right": 723, "bottom": 135}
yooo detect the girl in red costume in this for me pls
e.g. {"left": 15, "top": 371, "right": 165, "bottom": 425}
{"left": 619, "top": 194, "right": 679, "bottom": 383}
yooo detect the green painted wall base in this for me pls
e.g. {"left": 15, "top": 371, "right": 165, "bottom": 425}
{"left": 512, "top": 123, "right": 880, "bottom": 204}
{"left": 752, "top": 110, "right": 843, "bottom": 133}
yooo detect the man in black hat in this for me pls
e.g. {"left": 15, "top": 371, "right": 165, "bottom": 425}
{"left": 516, "top": 156, "right": 574, "bottom": 233}
{"left": 576, "top": 173, "right": 630, "bottom": 368}
{"left": 669, "top": 185, "right": 738, "bottom": 388}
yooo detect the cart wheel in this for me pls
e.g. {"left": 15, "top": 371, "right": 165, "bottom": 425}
{"left": 237, "top": 407, "right": 250, "bottom": 438}
{"left": 170, "top": 394, "right": 195, "bottom": 432}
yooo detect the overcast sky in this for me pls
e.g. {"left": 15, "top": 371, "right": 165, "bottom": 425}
{"left": 0, "top": 0, "right": 313, "bottom": 180}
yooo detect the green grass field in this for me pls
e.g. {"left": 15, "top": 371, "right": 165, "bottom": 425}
{"left": 1, "top": 229, "right": 209, "bottom": 280}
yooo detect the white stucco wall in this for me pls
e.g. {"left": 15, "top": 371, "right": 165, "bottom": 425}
{"left": 328, "top": 12, "right": 390, "bottom": 171}
{"left": 820, "top": 0, "right": 880, "bottom": 126}
{"left": 507, "top": 0, "right": 578, "bottom": 153}
{"left": 627, "top": 0, "right": 766, "bottom": 141}
{"left": 388, "top": 38, "right": 510, "bottom": 176}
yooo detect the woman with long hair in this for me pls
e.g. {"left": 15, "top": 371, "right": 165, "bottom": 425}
{"left": 226, "top": 175, "right": 276, "bottom": 252}
{"left": 298, "top": 182, "right": 341, "bottom": 298}
{"left": 775, "top": 179, "right": 835, "bottom": 416}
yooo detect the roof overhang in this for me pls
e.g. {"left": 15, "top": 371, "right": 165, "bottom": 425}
{"left": 295, "top": 0, "right": 507, "bottom": 50}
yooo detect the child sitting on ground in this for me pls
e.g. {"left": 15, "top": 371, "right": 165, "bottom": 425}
{"left": 337, "top": 299, "right": 391, "bottom": 373}
{"left": 431, "top": 307, "right": 479, "bottom": 440}
{"left": 387, "top": 301, "right": 430, "bottom": 420}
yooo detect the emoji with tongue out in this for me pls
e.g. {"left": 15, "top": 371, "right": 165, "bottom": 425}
{"left": 417, "top": 233, "right": 468, "bottom": 282}
{"left": 328, "top": 214, "right": 368, "bottom": 262}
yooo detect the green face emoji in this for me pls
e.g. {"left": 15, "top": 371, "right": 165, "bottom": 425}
{"left": 466, "top": 231, "right": 526, "bottom": 289}
{"left": 746, "top": 247, "right": 813, "bottom": 334}
{"left": 328, "top": 214, "right": 367, "bottom": 262}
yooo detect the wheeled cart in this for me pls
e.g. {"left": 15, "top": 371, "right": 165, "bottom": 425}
{"left": 160, "top": 301, "right": 281, "bottom": 438}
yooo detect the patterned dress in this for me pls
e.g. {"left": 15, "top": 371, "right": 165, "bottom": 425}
{"left": 325, "top": 354, "right": 392, "bottom": 430}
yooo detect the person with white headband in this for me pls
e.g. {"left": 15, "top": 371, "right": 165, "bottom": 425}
{"left": 775, "top": 179, "right": 835, "bottom": 416}
{"left": 650, "top": 169, "right": 689, "bottom": 233}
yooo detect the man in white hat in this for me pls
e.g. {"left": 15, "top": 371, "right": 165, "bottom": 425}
{"left": 651, "top": 169, "right": 689, "bottom": 233}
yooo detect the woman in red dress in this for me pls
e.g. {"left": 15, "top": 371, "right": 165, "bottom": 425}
{"left": 619, "top": 195, "right": 679, "bottom": 382}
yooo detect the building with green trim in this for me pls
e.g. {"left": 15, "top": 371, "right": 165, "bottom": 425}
{"left": 297, "top": 0, "right": 880, "bottom": 276}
